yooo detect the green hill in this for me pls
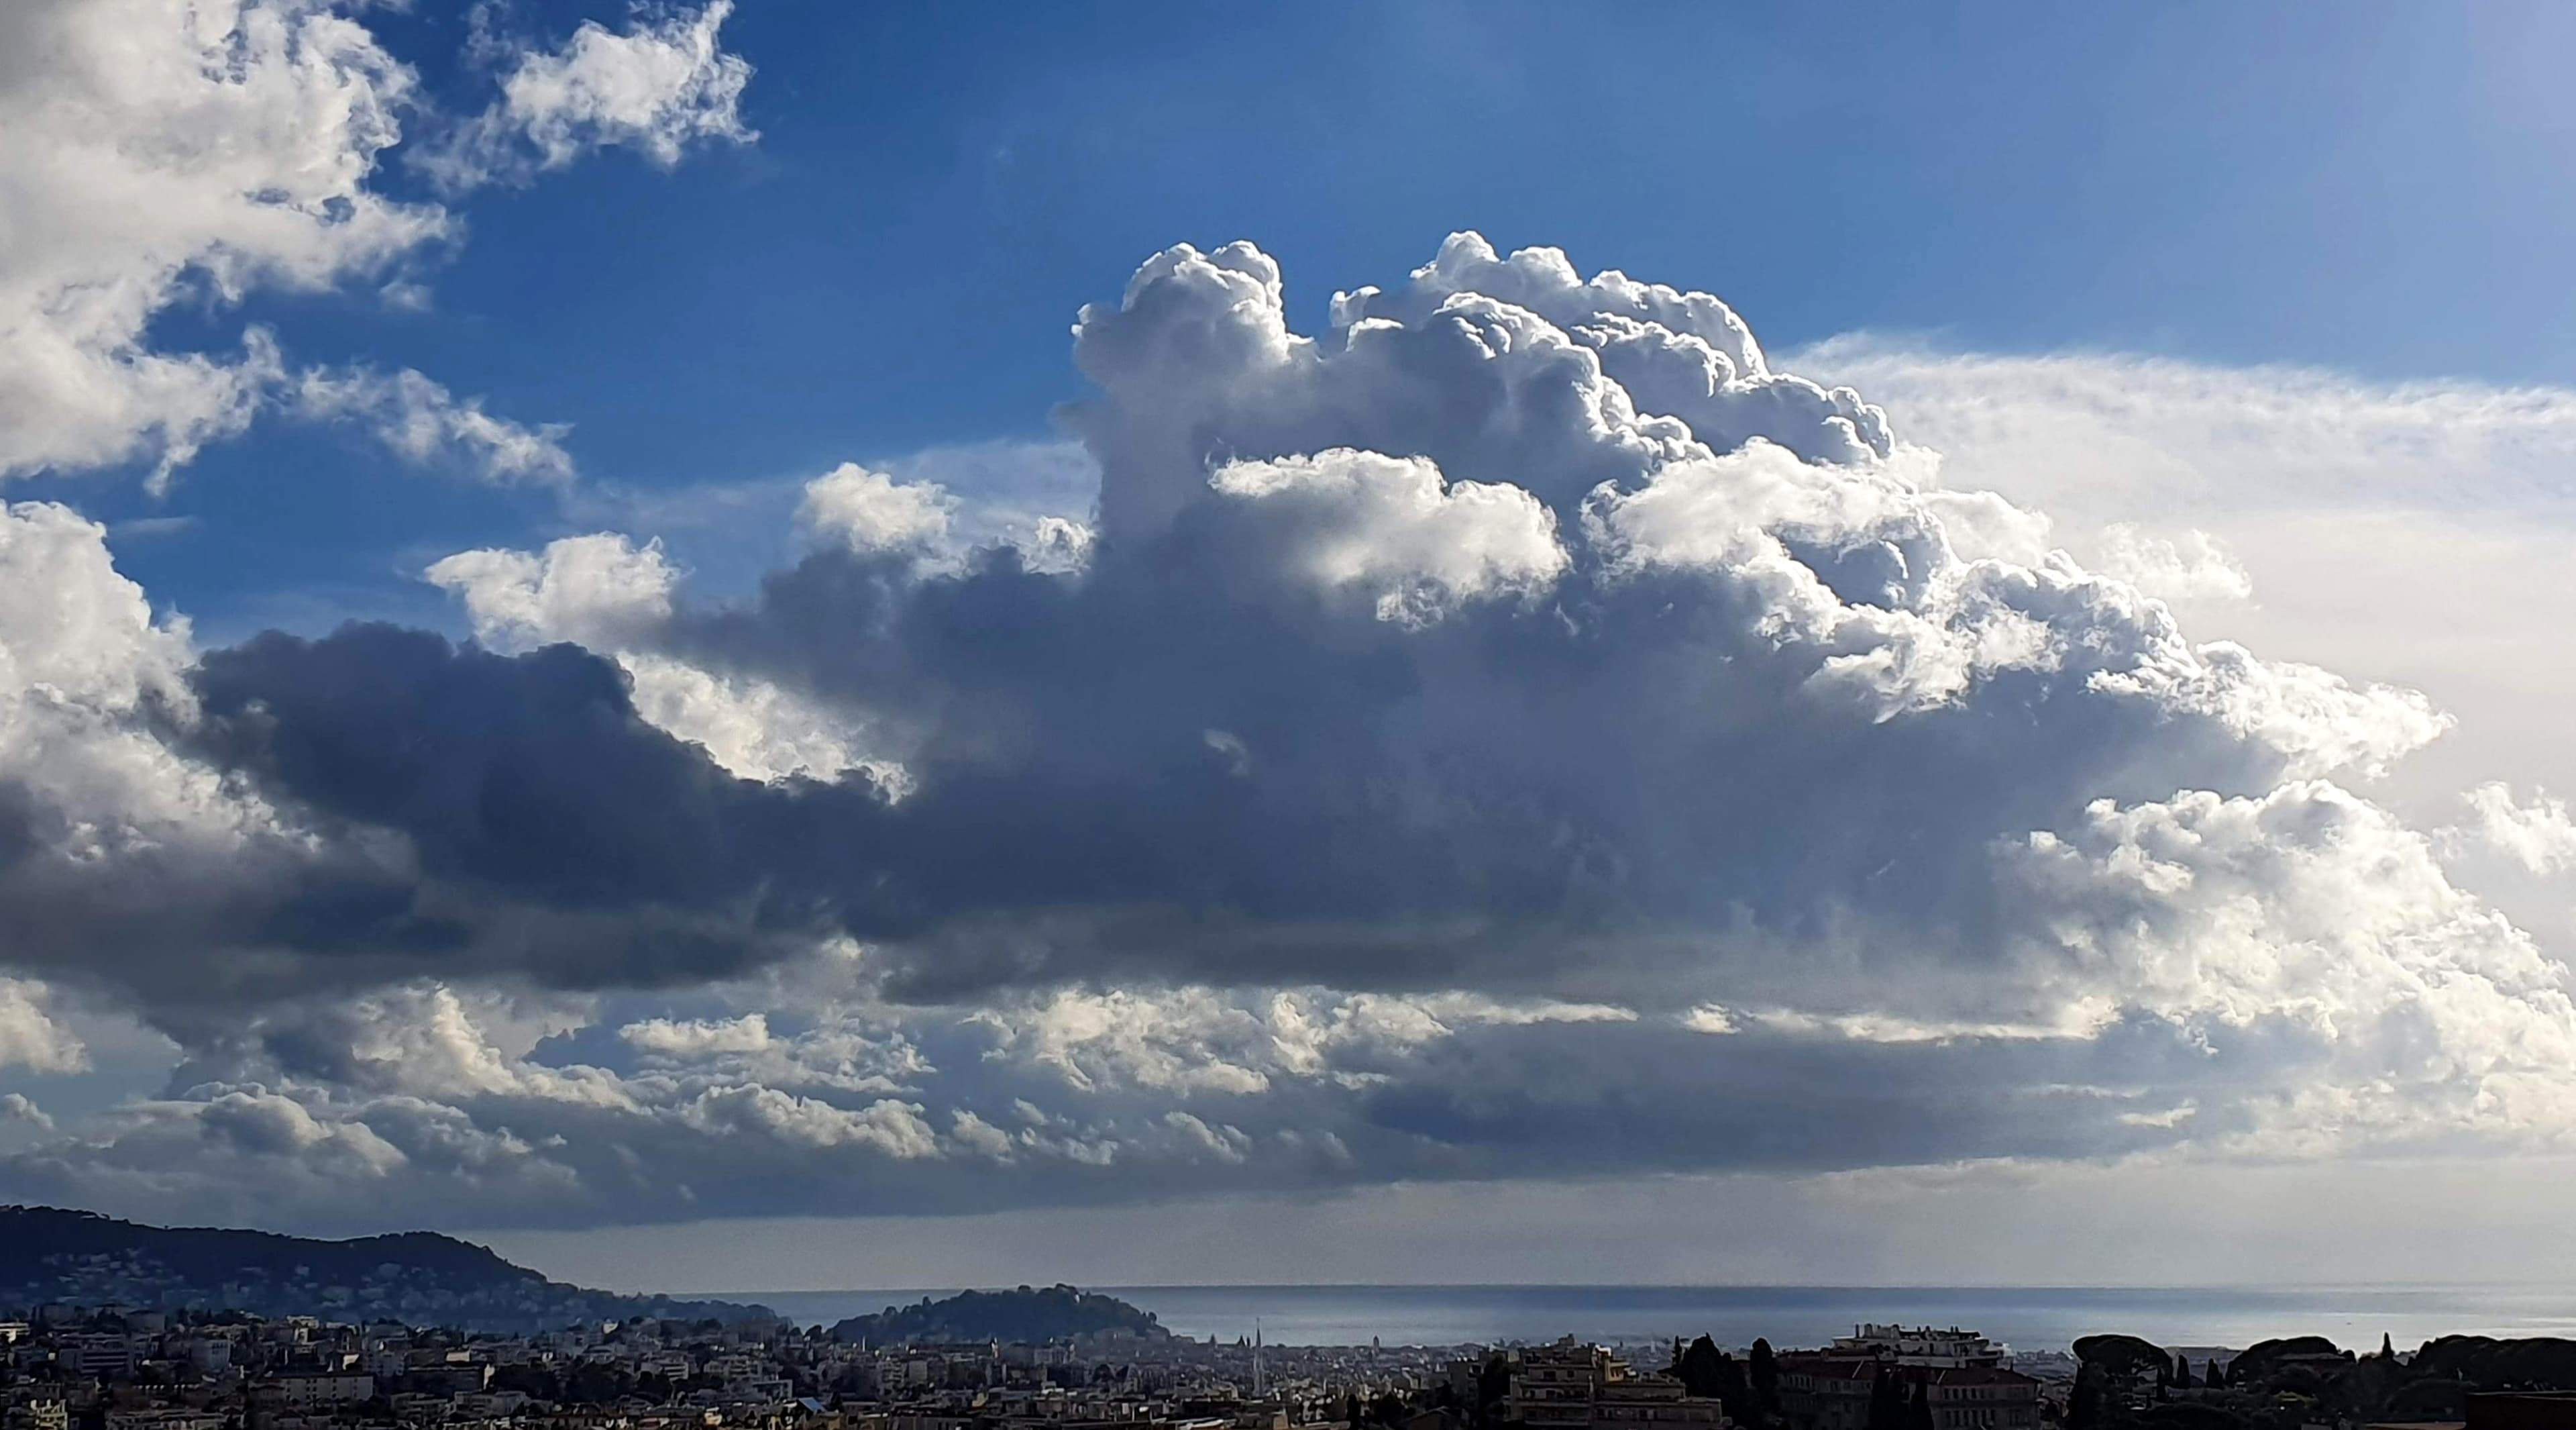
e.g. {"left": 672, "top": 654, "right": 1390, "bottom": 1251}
{"left": 829, "top": 1285, "right": 1171, "bottom": 1345}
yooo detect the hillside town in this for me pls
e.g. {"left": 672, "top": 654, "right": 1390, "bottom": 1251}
{"left": 0, "top": 1305, "right": 2041, "bottom": 1430}
{"left": 3, "top": 1297, "right": 2570, "bottom": 1430}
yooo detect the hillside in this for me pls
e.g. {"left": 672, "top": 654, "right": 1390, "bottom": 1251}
{"left": 830, "top": 1285, "right": 1171, "bottom": 1345}
{"left": 0, "top": 1205, "right": 768, "bottom": 1333}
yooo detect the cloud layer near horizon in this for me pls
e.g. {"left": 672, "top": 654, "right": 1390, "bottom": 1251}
{"left": 7, "top": 229, "right": 2576, "bottom": 1233}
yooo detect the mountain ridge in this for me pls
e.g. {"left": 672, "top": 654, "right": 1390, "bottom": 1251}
{"left": 0, "top": 1205, "right": 770, "bottom": 1333}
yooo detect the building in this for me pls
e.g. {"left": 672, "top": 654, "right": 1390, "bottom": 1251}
{"left": 1827, "top": 1330, "right": 2006, "bottom": 1371}
{"left": 1509, "top": 1341, "right": 1610, "bottom": 1430}
{"left": 105, "top": 1410, "right": 227, "bottom": 1430}
{"left": 403, "top": 1364, "right": 494, "bottom": 1397}
{"left": 1773, "top": 1352, "right": 2036, "bottom": 1430}
{"left": 1919, "top": 1368, "right": 2038, "bottom": 1430}
{"left": 252, "top": 1372, "right": 377, "bottom": 1411}
{"left": 1509, "top": 1341, "right": 1728, "bottom": 1430}
{"left": 1776, "top": 1358, "right": 1878, "bottom": 1430}
{"left": 62, "top": 1332, "right": 140, "bottom": 1378}
{"left": 5, "top": 1400, "right": 70, "bottom": 1430}
{"left": 1594, "top": 1377, "right": 1727, "bottom": 1430}
{"left": 184, "top": 1338, "right": 234, "bottom": 1374}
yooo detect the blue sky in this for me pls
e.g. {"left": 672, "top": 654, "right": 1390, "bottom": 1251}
{"left": 44, "top": 1, "right": 2576, "bottom": 643}
{"left": 9, "top": 0, "right": 2576, "bottom": 1290}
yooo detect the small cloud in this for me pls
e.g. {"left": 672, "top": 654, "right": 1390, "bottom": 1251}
{"left": 420, "top": 1, "right": 756, "bottom": 193}
{"left": 2451, "top": 782, "right": 2576, "bottom": 876}
{"left": 621, "top": 1013, "right": 774, "bottom": 1058}
{"left": 800, "top": 464, "right": 956, "bottom": 554}
{"left": 296, "top": 367, "right": 574, "bottom": 487}
{"left": 1682, "top": 1005, "right": 1741, "bottom": 1035}
{"left": 949, "top": 1109, "right": 1016, "bottom": 1160}
{"left": 108, "top": 515, "right": 200, "bottom": 542}
{"left": 0, "top": 978, "right": 88, "bottom": 1076}
{"left": 1203, "top": 728, "right": 1251, "bottom": 777}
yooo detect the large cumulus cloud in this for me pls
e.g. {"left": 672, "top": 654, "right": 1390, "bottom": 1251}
{"left": 3, "top": 234, "right": 2571, "bottom": 1231}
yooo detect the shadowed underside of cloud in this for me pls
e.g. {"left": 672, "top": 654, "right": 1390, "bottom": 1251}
{"left": 3, "top": 233, "right": 2573, "bottom": 1233}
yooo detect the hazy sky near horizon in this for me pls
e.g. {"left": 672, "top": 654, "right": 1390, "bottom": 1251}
{"left": 7, "top": 0, "right": 2576, "bottom": 1290}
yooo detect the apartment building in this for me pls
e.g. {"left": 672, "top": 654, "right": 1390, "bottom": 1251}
{"left": 1508, "top": 1341, "right": 1727, "bottom": 1430}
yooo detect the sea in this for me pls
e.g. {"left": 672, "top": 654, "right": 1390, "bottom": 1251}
{"left": 720, "top": 1284, "right": 2576, "bottom": 1353}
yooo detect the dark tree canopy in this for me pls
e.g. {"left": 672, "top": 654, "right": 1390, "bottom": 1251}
{"left": 2075, "top": 1335, "right": 2178, "bottom": 1386}
{"left": 1866, "top": 1368, "right": 1909, "bottom": 1430}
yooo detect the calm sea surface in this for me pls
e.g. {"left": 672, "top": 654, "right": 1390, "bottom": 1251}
{"left": 723, "top": 1284, "right": 2576, "bottom": 1352}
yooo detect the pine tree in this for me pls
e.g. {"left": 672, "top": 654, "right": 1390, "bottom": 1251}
{"left": 1752, "top": 1340, "right": 1779, "bottom": 1423}
{"left": 1907, "top": 1379, "right": 1935, "bottom": 1430}
{"left": 1678, "top": 1336, "right": 1729, "bottom": 1399}
{"left": 1473, "top": 1355, "right": 1512, "bottom": 1428}
{"left": 2068, "top": 1364, "right": 2107, "bottom": 1430}
{"left": 1717, "top": 1354, "right": 1752, "bottom": 1427}
{"left": 2173, "top": 1355, "right": 2192, "bottom": 1389}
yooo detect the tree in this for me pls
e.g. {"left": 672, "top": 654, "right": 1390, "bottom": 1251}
{"left": 1752, "top": 1340, "right": 1779, "bottom": 1423}
{"left": 2171, "top": 1356, "right": 2192, "bottom": 1389}
{"left": 1674, "top": 1337, "right": 1753, "bottom": 1423}
{"left": 2068, "top": 1364, "right": 2108, "bottom": 1430}
{"left": 1907, "top": 1380, "right": 1935, "bottom": 1430}
{"left": 1868, "top": 1369, "right": 1908, "bottom": 1430}
{"left": 2205, "top": 1360, "right": 2224, "bottom": 1389}
{"left": 1715, "top": 1351, "right": 1753, "bottom": 1425}
{"left": 1678, "top": 1338, "right": 1729, "bottom": 1399}
{"left": 1476, "top": 1352, "right": 1511, "bottom": 1423}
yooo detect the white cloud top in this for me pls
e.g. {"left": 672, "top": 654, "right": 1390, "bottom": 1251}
{"left": 2458, "top": 782, "right": 2576, "bottom": 876}
{"left": 428, "top": 533, "right": 682, "bottom": 653}
{"left": 425, "top": 1, "right": 755, "bottom": 191}
{"left": 801, "top": 464, "right": 959, "bottom": 554}
{"left": 0, "top": 0, "right": 753, "bottom": 491}
{"left": 428, "top": 533, "right": 887, "bottom": 786}
{"left": 1209, "top": 450, "right": 1568, "bottom": 624}
{"left": 0, "top": 0, "right": 439, "bottom": 482}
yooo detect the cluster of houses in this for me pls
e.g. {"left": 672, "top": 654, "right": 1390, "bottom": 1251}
{"left": 1, "top": 1307, "right": 2038, "bottom": 1430}
{"left": 1773, "top": 1327, "right": 2042, "bottom": 1430}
